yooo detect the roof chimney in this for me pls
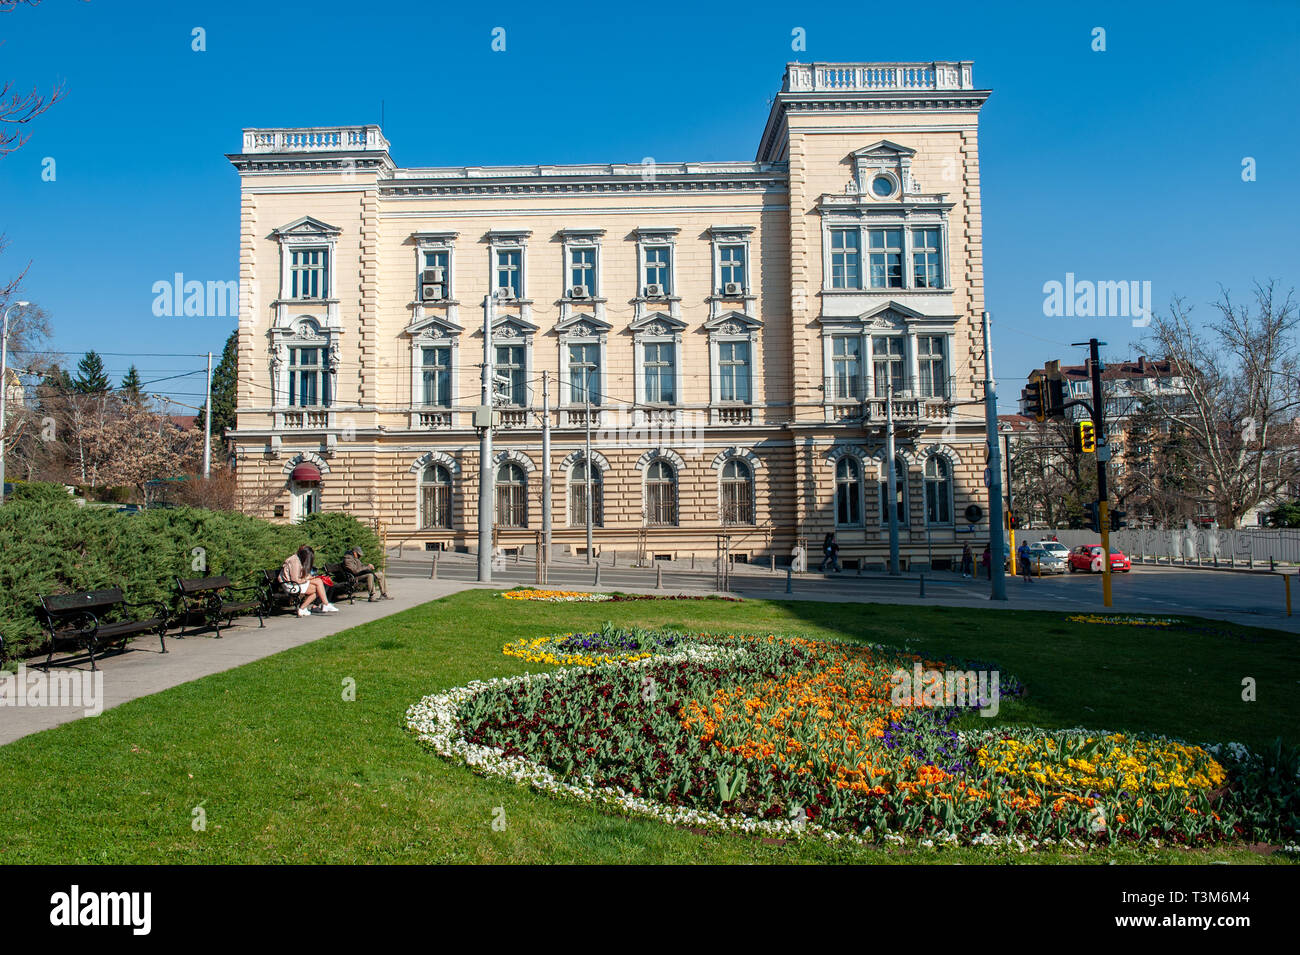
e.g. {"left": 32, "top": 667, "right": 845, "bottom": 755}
{"left": 1137, "top": 355, "right": 1146, "bottom": 374}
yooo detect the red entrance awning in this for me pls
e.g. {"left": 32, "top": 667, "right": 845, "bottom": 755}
{"left": 290, "top": 464, "right": 322, "bottom": 483}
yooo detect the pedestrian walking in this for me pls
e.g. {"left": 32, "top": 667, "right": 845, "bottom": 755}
{"left": 960, "top": 543, "right": 974, "bottom": 578}
{"left": 820, "top": 532, "right": 841, "bottom": 573}
{"left": 981, "top": 544, "right": 991, "bottom": 579}
{"left": 1018, "top": 541, "right": 1034, "bottom": 582}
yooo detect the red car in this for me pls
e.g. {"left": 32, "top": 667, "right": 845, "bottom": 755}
{"left": 1067, "top": 545, "right": 1131, "bottom": 573}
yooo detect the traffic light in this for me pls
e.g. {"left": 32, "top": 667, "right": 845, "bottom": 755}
{"left": 1110, "top": 510, "right": 1127, "bottom": 530}
{"left": 1078, "top": 420, "right": 1097, "bottom": 454}
{"left": 1006, "top": 512, "right": 1019, "bottom": 530}
{"left": 1022, "top": 377, "right": 1046, "bottom": 422}
{"left": 1083, "top": 501, "right": 1100, "bottom": 533}
{"left": 1045, "top": 377, "right": 1066, "bottom": 418}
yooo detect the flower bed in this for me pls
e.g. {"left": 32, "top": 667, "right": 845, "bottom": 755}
{"left": 503, "top": 624, "right": 685, "bottom": 666}
{"left": 502, "top": 590, "right": 615, "bottom": 603}
{"left": 408, "top": 631, "right": 1296, "bottom": 849}
{"left": 1066, "top": 614, "right": 1185, "bottom": 627}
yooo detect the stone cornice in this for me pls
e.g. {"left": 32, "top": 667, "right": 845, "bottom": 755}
{"left": 755, "top": 89, "right": 991, "bottom": 163}
{"left": 227, "top": 151, "right": 395, "bottom": 176}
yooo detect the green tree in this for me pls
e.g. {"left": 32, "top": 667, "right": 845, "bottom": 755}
{"left": 1265, "top": 501, "right": 1300, "bottom": 528}
{"left": 73, "top": 350, "right": 110, "bottom": 394}
{"left": 120, "top": 364, "right": 143, "bottom": 402}
{"left": 197, "top": 331, "right": 237, "bottom": 441}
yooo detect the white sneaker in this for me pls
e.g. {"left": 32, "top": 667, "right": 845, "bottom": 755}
{"left": 321, "top": 604, "right": 340, "bottom": 613}
{"left": 297, "top": 608, "right": 312, "bottom": 617}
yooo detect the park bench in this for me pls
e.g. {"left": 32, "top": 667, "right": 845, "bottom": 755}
{"left": 174, "top": 576, "right": 265, "bottom": 637}
{"left": 260, "top": 568, "right": 303, "bottom": 616}
{"left": 319, "top": 562, "right": 359, "bottom": 604}
{"left": 34, "top": 588, "right": 169, "bottom": 670}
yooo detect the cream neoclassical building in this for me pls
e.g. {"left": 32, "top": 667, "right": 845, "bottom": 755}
{"left": 227, "top": 61, "right": 993, "bottom": 567}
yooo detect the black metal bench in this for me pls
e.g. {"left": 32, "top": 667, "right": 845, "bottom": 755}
{"left": 260, "top": 568, "right": 301, "bottom": 616}
{"left": 35, "top": 589, "right": 168, "bottom": 670}
{"left": 320, "top": 563, "right": 359, "bottom": 604}
{"left": 174, "top": 576, "right": 265, "bottom": 637}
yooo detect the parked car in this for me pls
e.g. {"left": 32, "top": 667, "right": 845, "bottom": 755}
{"left": 1007, "top": 542, "right": 1068, "bottom": 574}
{"left": 1067, "top": 545, "right": 1132, "bottom": 573}
{"left": 1038, "top": 540, "right": 1070, "bottom": 561}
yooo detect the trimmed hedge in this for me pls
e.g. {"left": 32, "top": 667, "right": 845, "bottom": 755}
{"left": 0, "top": 503, "right": 382, "bottom": 664}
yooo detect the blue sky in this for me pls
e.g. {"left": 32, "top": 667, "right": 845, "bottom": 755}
{"left": 1, "top": 0, "right": 1297, "bottom": 412}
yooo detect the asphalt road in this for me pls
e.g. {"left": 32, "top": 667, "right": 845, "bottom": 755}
{"left": 384, "top": 552, "right": 1300, "bottom": 632}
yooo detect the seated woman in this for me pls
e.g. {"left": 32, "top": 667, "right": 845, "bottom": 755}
{"left": 280, "top": 545, "right": 337, "bottom": 616}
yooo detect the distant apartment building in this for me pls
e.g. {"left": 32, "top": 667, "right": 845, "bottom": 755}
{"left": 1015, "top": 356, "right": 1213, "bottom": 525}
{"left": 227, "top": 61, "right": 995, "bottom": 565}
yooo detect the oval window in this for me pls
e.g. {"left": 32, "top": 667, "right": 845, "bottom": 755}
{"left": 871, "top": 175, "right": 895, "bottom": 198}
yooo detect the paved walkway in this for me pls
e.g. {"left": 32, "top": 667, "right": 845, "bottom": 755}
{"left": 0, "top": 580, "right": 485, "bottom": 746}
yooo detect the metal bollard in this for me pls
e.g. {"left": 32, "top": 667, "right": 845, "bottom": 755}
{"left": 612, "top": 550, "right": 617, "bottom": 567}
{"left": 1287, "top": 574, "right": 1292, "bottom": 617}
{"left": 691, "top": 554, "right": 695, "bottom": 570}
{"left": 1271, "top": 556, "right": 1276, "bottom": 573}
{"left": 786, "top": 567, "right": 793, "bottom": 594}
{"left": 919, "top": 573, "right": 925, "bottom": 597}
{"left": 656, "top": 563, "right": 663, "bottom": 590}
{"left": 430, "top": 553, "right": 438, "bottom": 580}
{"left": 594, "top": 564, "right": 601, "bottom": 587}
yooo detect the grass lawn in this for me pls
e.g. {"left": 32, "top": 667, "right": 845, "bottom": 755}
{"left": 1, "top": 591, "right": 1296, "bottom": 864}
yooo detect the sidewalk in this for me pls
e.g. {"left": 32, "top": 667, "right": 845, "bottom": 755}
{"left": 0, "top": 579, "right": 482, "bottom": 746}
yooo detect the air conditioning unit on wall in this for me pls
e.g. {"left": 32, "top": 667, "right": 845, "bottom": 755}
{"left": 723, "top": 281, "right": 744, "bottom": 296}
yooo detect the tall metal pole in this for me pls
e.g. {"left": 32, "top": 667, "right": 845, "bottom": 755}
{"left": 1003, "top": 428, "right": 1015, "bottom": 575}
{"left": 0, "top": 302, "right": 28, "bottom": 503}
{"left": 541, "top": 371, "right": 551, "bottom": 558}
{"left": 885, "top": 381, "right": 900, "bottom": 575}
{"left": 477, "top": 295, "right": 495, "bottom": 582}
{"left": 1089, "top": 338, "right": 1114, "bottom": 608}
{"left": 202, "top": 350, "right": 213, "bottom": 479}
{"left": 584, "top": 383, "right": 593, "bottom": 564}
{"left": 983, "top": 310, "right": 1008, "bottom": 600}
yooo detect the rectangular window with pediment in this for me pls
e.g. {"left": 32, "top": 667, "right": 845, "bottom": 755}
{"left": 568, "top": 343, "right": 600, "bottom": 405}
{"left": 872, "top": 336, "right": 906, "bottom": 396}
{"left": 421, "top": 346, "right": 452, "bottom": 407}
{"left": 496, "top": 344, "right": 526, "bottom": 405}
{"left": 291, "top": 249, "right": 328, "bottom": 299}
{"left": 643, "top": 342, "right": 675, "bottom": 404}
{"left": 718, "top": 341, "right": 751, "bottom": 403}
{"left": 868, "top": 229, "right": 903, "bottom": 289}
{"left": 289, "top": 346, "right": 330, "bottom": 407}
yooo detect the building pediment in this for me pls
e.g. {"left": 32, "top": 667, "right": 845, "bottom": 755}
{"left": 491, "top": 314, "right": 539, "bottom": 340}
{"left": 849, "top": 140, "right": 917, "bottom": 161}
{"left": 630, "top": 311, "right": 687, "bottom": 336}
{"left": 555, "top": 312, "right": 612, "bottom": 338}
{"left": 405, "top": 313, "right": 463, "bottom": 340}
{"left": 860, "top": 300, "right": 928, "bottom": 325}
{"left": 704, "top": 311, "right": 762, "bottom": 336}
{"left": 270, "top": 215, "right": 342, "bottom": 239}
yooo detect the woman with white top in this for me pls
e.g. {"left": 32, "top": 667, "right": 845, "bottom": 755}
{"left": 280, "top": 544, "right": 337, "bottom": 616}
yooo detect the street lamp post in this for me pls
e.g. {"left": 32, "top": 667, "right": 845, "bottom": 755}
{"left": 0, "top": 301, "right": 31, "bottom": 504}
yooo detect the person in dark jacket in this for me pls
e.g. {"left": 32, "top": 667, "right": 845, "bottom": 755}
{"left": 343, "top": 547, "right": 390, "bottom": 600}
{"left": 820, "top": 533, "right": 841, "bottom": 573}
{"left": 960, "top": 543, "right": 974, "bottom": 578}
